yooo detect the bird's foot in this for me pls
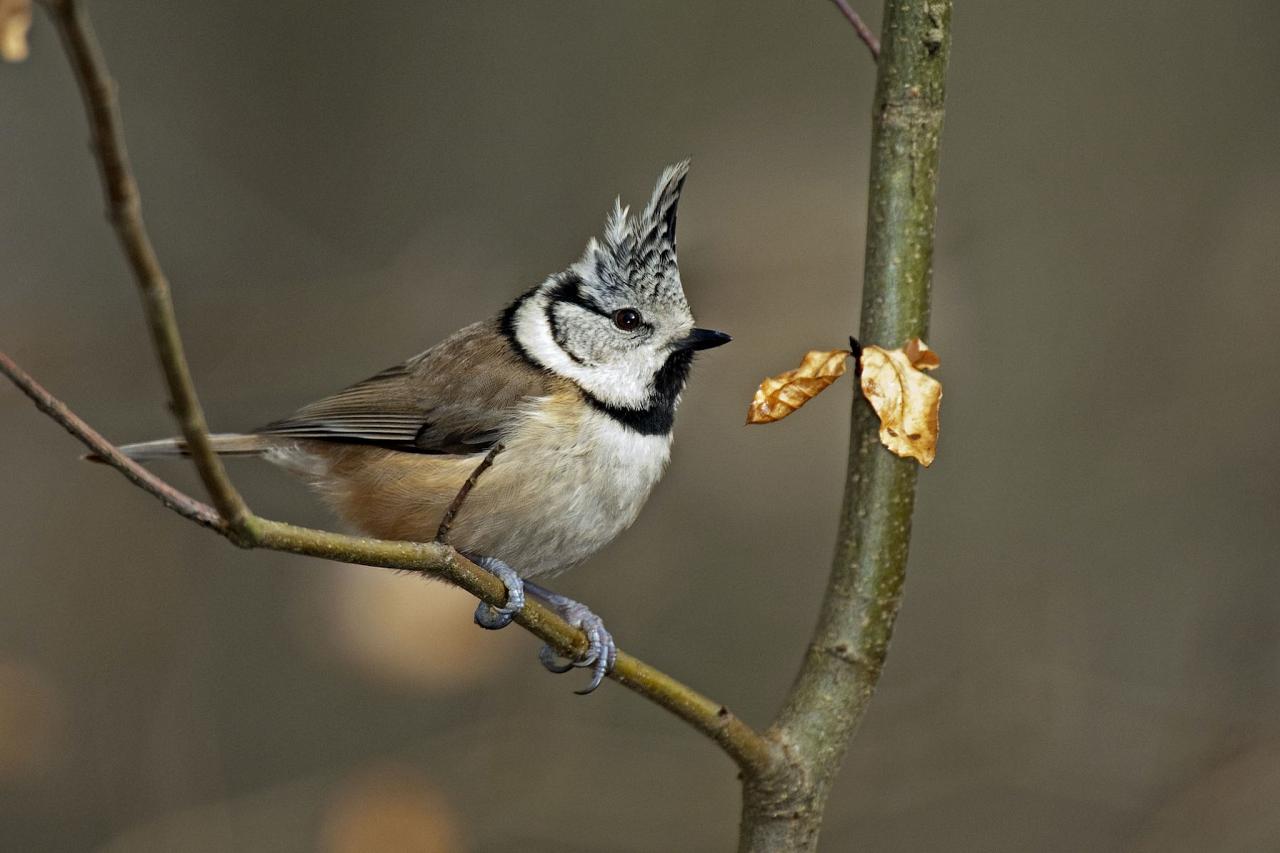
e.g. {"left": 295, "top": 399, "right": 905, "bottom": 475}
{"left": 468, "top": 555, "right": 525, "bottom": 630}
{"left": 524, "top": 581, "right": 616, "bottom": 695}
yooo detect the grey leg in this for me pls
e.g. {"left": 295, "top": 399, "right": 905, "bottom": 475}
{"left": 524, "top": 581, "right": 617, "bottom": 695}
{"left": 468, "top": 555, "right": 525, "bottom": 630}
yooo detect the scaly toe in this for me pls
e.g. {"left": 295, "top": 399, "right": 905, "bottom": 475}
{"left": 521, "top": 583, "right": 617, "bottom": 694}
{"left": 468, "top": 555, "right": 525, "bottom": 631}
{"left": 574, "top": 617, "right": 615, "bottom": 694}
{"left": 552, "top": 606, "right": 616, "bottom": 693}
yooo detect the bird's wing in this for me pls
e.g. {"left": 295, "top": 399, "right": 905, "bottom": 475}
{"left": 255, "top": 319, "right": 554, "bottom": 454}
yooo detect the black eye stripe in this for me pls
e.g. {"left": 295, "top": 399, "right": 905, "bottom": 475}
{"left": 548, "top": 275, "right": 611, "bottom": 319}
{"left": 549, "top": 276, "right": 653, "bottom": 336}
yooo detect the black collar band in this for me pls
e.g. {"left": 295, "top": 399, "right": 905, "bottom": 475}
{"left": 581, "top": 348, "right": 693, "bottom": 436}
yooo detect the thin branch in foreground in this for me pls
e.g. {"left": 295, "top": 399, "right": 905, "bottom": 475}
{"left": 436, "top": 443, "right": 505, "bottom": 543}
{"left": 42, "top": 0, "right": 251, "bottom": 535}
{"left": 0, "top": 350, "right": 225, "bottom": 531}
{"left": 828, "top": 0, "right": 880, "bottom": 60}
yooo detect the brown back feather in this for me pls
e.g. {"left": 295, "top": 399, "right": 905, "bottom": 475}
{"left": 256, "top": 318, "right": 559, "bottom": 454}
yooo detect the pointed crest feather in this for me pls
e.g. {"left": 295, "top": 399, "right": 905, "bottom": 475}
{"left": 639, "top": 159, "right": 690, "bottom": 249}
{"left": 576, "top": 160, "right": 692, "bottom": 302}
{"left": 604, "top": 197, "right": 632, "bottom": 246}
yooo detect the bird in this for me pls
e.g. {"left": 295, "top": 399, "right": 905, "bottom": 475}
{"left": 112, "top": 162, "right": 730, "bottom": 693}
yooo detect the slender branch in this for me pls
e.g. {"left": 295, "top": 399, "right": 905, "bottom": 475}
{"left": 827, "top": 0, "right": 880, "bottom": 60}
{"left": 435, "top": 443, "right": 504, "bottom": 543}
{"left": 739, "top": 2, "right": 951, "bottom": 849}
{"left": 42, "top": 0, "right": 251, "bottom": 536}
{"left": 0, "top": 350, "right": 225, "bottom": 531}
{"left": 0, "top": 351, "right": 779, "bottom": 776}
{"left": 246, "top": 517, "right": 778, "bottom": 774}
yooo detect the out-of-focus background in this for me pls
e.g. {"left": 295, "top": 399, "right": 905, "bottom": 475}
{"left": 2, "top": 2, "right": 1278, "bottom": 850}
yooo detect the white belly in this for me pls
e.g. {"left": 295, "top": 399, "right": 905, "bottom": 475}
{"left": 452, "top": 404, "right": 673, "bottom": 577}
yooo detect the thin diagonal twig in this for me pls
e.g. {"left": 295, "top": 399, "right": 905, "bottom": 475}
{"left": 436, "top": 442, "right": 505, "bottom": 543}
{"left": 0, "top": 350, "right": 225, "bottom": 531}
{"left": 828, "top": 0, "right": 880, "bottom": 60}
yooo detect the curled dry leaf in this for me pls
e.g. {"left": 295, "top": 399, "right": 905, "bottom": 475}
{"left": 0, "top": 0, "right": 31, "bottom": 63}
{"left": 859, "top": 338, "right": 942, "bottom": 466}
{"left": 745, "top": 338, "right": 943, "bottom": 466}
{"left": 746, "top": 348, "right": 851, "bottom": 424}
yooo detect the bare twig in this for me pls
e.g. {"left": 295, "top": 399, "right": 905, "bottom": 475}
{"left": 435, "top": 443, "right": 505, "bottom": 543}
{"left": 0, "top": 350, "right": 225, "bottom": 531}
{"left": 43, "top": 0, "right": 251, "bottom": 536}
{"left": 828, "top": 0, "right": 880, "bottom": 60}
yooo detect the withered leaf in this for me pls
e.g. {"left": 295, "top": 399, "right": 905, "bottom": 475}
{"left": 859, "top": 338, "right": 942, "bottom": 466}
{"left": 0, "top": 0, "right": 31, "bottom": 63}
{"left": 746, "top": 349, "right": 851, "bottom": 424}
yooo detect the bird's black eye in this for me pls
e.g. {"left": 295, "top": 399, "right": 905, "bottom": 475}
{"left": 612, "top": 308, "right": 642, "bottom": 331}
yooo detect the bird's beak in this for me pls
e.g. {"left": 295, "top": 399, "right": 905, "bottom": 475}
{"left": 676, "top": 328, "right": 732, "bottom": 351}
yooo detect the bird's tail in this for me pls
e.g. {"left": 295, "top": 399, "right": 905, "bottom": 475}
{"left": 86, "top": 433, "right": 270, "bottom": 463}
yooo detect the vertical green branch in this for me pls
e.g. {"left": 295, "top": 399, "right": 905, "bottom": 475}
{"left": 739, "top": 2, "right": 952, "bottom": 849}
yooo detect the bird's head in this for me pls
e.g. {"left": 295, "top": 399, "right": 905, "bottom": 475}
{"left": 506, "top": 162, "right": 730, "bottom": 421}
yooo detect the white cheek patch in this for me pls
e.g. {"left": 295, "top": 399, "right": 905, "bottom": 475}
{"left": 515, "top": 291, "right": 657, "bottom": 409}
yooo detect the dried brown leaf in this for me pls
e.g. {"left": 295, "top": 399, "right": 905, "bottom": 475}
{"left": 0, "top": 0, "right": 31, "bottom": 63}
{"left": 903, "top": 337, "right": 941, "bottom": 370}
{"left": 746, "top": 349, "right": 851, "bottom": 424}
{"left": 859, "top": 338, "right": 942, "bottom": 466}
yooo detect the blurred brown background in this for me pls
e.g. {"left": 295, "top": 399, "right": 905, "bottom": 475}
{"left": 3, "top": 2, "right": 1279, "bottom": 851}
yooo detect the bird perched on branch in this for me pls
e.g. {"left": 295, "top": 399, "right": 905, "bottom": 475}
{"left": 113, "top": 162, "right": 730, "bottom": 693}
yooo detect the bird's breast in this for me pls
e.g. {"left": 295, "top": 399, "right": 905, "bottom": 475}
{"left": 295, "top": 391, "right": 674, "bottom": 577}
{"left": 459, "top": 397, "right": 672, "bottom": 575}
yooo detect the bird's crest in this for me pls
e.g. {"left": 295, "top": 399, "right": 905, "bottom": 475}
{"left": 577, "top": 160, "right": 690, "bottom": 305}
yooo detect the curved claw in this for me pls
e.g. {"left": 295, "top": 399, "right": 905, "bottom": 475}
{"left": 538, "top": 644, "right": 575, "bottom": 674}
{"left": 474, "top": 602, "right": 515, "bottom": 630}
{"left": 468, "top": 555, "right": 524, "bottom": 631}
{"left": 526, "top": 595, "right": 616, "bottom": 694}
{"left": 575, "top": 648, "right": 612, "bottom": 695}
